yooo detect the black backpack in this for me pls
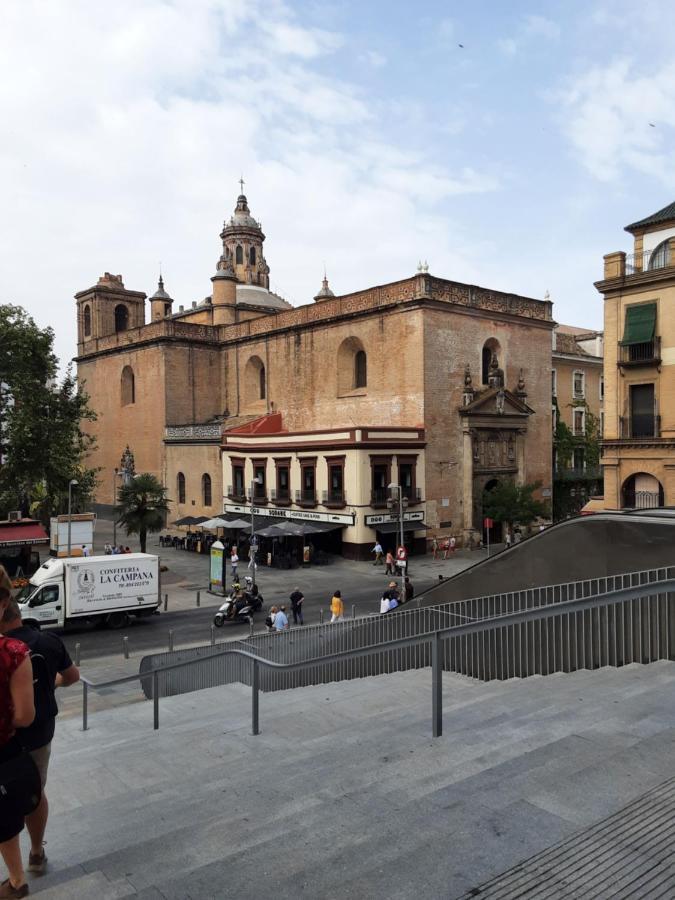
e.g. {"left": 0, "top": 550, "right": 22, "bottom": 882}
{"left": 29, "top": 648, "right": 58, "bottom": 723}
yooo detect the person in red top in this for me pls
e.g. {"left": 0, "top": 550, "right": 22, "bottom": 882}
{"left": 0, "top": 566, "right": 36, "bottom": 898}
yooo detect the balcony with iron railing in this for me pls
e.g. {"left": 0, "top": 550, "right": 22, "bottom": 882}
{"left": 270, "top": 487, "right": 291, "bottom": 505}
{"left": 554, "top": 466, "right": 602, "bottom": 482}
{"left": 227, "top": 484, "right": 246, "bottom": 502}
{"left": 401, "top": 486, "right": 423, "bottom": 504}
{"left": 618, "top": 336, "right": 661, "bottom": 367}
{"left": 619, "top": 414, "right": 661, "bottom": 440}
{"left": 322, "top": 489, "right": 346, "bottom": 508}
{"left": 604, "top": 240, "right": 675, "bottom": 280}
{"left": 295, "top": 488, "right": 317, "bottom": 507}
{"left": 370, "top": 487, "right": 389, "bottom": 507}
{"left": 625, "top": 247, "right": 672, "bottom": 275}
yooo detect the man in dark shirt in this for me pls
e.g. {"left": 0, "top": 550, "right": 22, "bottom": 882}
{"left": 289, "top": 587, "right": 304, "bottom": 625}
{"left": 1, "top": 600, "right": 79, "bottom": 876}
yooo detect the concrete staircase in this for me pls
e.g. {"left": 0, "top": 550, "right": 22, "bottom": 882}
{"left": 18, "top": 661, "right": 675, "bottom": 898}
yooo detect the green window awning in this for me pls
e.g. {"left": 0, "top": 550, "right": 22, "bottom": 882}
{"left": 621, "top": 303, "right": 656, "bottom": 345}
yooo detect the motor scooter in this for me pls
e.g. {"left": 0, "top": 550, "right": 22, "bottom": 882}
{"left": 213, "top": 577, "right": 264, "bottom": 627}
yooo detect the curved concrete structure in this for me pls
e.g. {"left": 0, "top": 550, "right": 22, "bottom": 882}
{"left": 423, "top": 510, "right": 675, "bottom": 605}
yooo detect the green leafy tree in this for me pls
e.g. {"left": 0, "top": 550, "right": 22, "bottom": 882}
{"left": 0, "top": 305, "right": 99, "bottom": 520}
{"left": 116, "top": 474, "right": 171, "bottom": 553}
{"left": 482, "top": 480, "right": 548, "bottom": 533}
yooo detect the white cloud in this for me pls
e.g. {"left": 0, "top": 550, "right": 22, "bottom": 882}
{"left": 498, "top": 13, "right": 560, "bottom": 56}
{"left": 557, "top": 57, "right": 675, "bottom": 184}
{"left": 0, "top": 0, "right": 500, "bottom": 369}
{"left": 361, "top": 49, "right": 387, "bottom": 68}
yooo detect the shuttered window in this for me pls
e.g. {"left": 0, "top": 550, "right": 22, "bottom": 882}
{"left": 621, "top": 303, "right": 656, "bottom": 345}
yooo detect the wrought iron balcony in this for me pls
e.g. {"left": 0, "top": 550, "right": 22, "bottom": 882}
{"left": 227, "top": 484, "right": 246, "bottom": 501}
{"left": 554, "top": 467, "right": 602, "bottom": 482}
{"left": 626, "top": 248, "right": 672, "bottom": 275}
{"left": 295, "top": 488, "right": 317, "bottom": 506}
{"left": 401, "top": 485, "right": 423, "bottom": 503}
{"left": 370, "top": 487, "right": 389, "bottom": 507}
{"left": 271, "top": 488, "right": 291, "bottom": 503}
{"left": 322, "top": 489, "right": 346, "bottom": 506}
{"left": 618, "top": 336, "right": 661, "bottom": 367}
{"left": 619, "top": 415, "right": 661, "bottom": 439}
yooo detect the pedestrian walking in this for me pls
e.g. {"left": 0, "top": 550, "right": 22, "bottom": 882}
{"left": 395, "top": 544, "right": 408, "bottom": 575}
{"left": 1, "top": 599, "right": 80, "bottom": 878}
{"left": 330, "top": 590, "right": 344, "bottom": 623}
{"left": 442, "top": 538, "right": 450, "bottom": 560}
{"left": 247, "top": 546, "right": 257, "bottom": 571}
{"left": 431, "top": 537, "right": 438, "bottom": 560}
{"left": 505, "top": 530, "right": 512, "bottom": 549}
{"left": 372, "top": 541, "right": 384, "bottom": 566}
{"left": 273, "top": 606, "right": 289, "bottom": 631}
{"left": 289, "top": 587, "right": 304, "bottom": 625}
{"left": 385, "top": 550, "right": 395, "bottom": 575}
{"left": 403, "top": 576, "right": 414, "bottom": 603}
{"left": 449, "top": 536, "right": 456, "bottom": 553}
{"left": 230, "top": 548, "right": 239, "bottom": 579}
{"left": 0, "top": 566, "right": 38, "bottom": 899}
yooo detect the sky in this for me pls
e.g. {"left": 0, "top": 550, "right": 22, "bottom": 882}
{"left": 2, "top": 0, "right": 675, "bottom": 369}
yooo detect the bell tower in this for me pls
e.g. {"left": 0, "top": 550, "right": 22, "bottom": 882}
{"left": 219, "top": 181, "right": 270, "bottom": 288}
{"left": 75, "top": 273, "right": 146, "bottom": 355}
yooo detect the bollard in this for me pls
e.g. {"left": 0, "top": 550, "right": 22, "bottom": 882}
{"left": 319, "top": 609, "right": 324, "bottom": 624}
{"left": 168, "top": 629, "right": 174, "bottom": 653}
{"left": 210, "top": 624, "right": 216, "bottom": 646}
{"left": 249, "top": 617, "right": 254, "bottom": 637}
{"left": 164, "top": 593, "right": 168, "bottom": 611}
{"left": 352, "top": 604, "right": 356, "bottom": 619}
{"left": 122, "top": 636, "right": 129, "bottom": 660}
{"left": 75, "top": 642, "right": 81, "bottom": 667}
{"left": 196, "top": 590, "right": 201, "bottom": 608}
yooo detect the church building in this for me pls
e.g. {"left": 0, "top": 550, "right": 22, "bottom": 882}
{"left": 75, "top": 187, "right": 554, "bottom": 557}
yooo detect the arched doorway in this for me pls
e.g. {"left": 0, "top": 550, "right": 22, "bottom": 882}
{"left": 621, "top": 473, "right": 664, "bottom": 509}
{"left": 482, "top": 478, "right": 503, "bottom": 544}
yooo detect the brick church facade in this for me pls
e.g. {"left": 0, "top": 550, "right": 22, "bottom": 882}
{"left": 75, "top": 189, "right": 554, "bottom": 557}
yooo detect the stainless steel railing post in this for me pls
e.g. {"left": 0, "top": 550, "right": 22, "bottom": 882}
{"left": 432, "top": 631, "right": 442, "bottom": 738}
{"left": 251, "top": 659, "right": 260, "bottom": 735}
{"left": 153, "top": 670, "right": 159, "bottom": 730}
{"left": 82, "top": 680, "right": 88, "bottom": 732}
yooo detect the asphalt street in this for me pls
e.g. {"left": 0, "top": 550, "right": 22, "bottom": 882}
{"left": 55, "top": 517, "right": 479, "bottom": 664}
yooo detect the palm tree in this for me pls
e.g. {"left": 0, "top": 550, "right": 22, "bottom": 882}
{"left": 116, "top": 474, "right": 170, "bottom": 553}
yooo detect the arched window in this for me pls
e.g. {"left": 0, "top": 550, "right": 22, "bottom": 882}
{"left": 649, "top": 239, "right": 671, "bottom": 271}
{"left": 121, "top": 366, "right": 135, "bottom": 405}
{"left": 244, "top": 356, "right": 266, "bottom": 407}
{"left": 354, "top": 350, "right": 367, "bottom": 388}
{"left": 236, "top": 245, "right": 243, "bottom": 265}
{"left": 249, "top": 246, "right": 256, "bottom": 265}
{"left": 177, "top": 472, "right": 186, "bottom": 505}
{"left": 481, "top": 338, "right": 502, "bottom": 385}
{"left": 337, "top": 337, "right": 367, "bottom": 396}
{"left": 202, "top": 473, "right": 212, "bottom": 507}
{"left": 115, "top": 304, "right": 129, "bottom": 332}
{"left": 83, "top": 304, "right": 91, "bottom": 337}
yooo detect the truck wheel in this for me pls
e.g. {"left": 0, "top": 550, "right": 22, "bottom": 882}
{"left": 107, "top": 611, "right": 130, "bottom": 629}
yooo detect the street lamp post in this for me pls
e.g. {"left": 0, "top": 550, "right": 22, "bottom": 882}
{"left": 388, "top": 482, "right": 408, "bottom": 602}
{"left": 250, "top": 474, "right": 263, "bottom": 587}
{"left": 112, "top": 467, "right": 122, "bottom": 548}
{"left": 67, "top": 478, "right": 79, "bottom": 558}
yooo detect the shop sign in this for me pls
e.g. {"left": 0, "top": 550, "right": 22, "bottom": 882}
{"left": 364, "top": 511, "right": 425, "bottom": 526}
{"left": 223, "top": 503, "right": 354, "bottom": 526}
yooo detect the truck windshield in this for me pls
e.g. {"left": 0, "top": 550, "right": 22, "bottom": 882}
{"left": 15, "top": 583, "right": 37, "bottom": 604}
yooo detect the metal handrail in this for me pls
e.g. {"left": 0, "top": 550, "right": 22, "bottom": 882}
{"left": 80, "top": 573, "right": 675, "bottom": 739}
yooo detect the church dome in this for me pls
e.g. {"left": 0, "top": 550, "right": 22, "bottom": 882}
{"left": 226, "top": 194, "right": 261, "bottom": 230}
{"left": 314, "top": 274, "right": 335, "bottom": 302}
{"left": 150, "top": 275, "right": 172, "bottom": 301}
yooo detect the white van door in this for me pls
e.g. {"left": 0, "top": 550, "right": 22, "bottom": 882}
{"left": 27, "top": 583, "right": 63, "bottom": 626}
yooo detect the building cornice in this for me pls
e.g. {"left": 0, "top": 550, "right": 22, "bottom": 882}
{"left": 595, "top": 267, "right": 675, "bottom": 296}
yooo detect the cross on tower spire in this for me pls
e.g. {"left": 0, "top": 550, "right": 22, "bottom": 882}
{"left": 239, "top": 175, "right": 245, "bottom": 194}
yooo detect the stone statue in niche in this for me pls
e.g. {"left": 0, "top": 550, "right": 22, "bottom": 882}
{"left": 488, "top": 352, "right": 505, "bottom": 389}
{"left": 496, "top": 389, "right": 505, "bottom": 415}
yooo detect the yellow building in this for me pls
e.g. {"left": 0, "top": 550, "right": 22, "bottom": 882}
{"left": 596, "top": 202, "right": 675, "bottom": 509}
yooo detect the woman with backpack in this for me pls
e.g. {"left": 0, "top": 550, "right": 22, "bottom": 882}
{"left": 0, "top": 565, "right": 38, "bottom": 898}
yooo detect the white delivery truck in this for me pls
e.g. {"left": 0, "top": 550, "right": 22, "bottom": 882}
{"left": 16, "top": 554, "right": 160, "bottom": 630}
